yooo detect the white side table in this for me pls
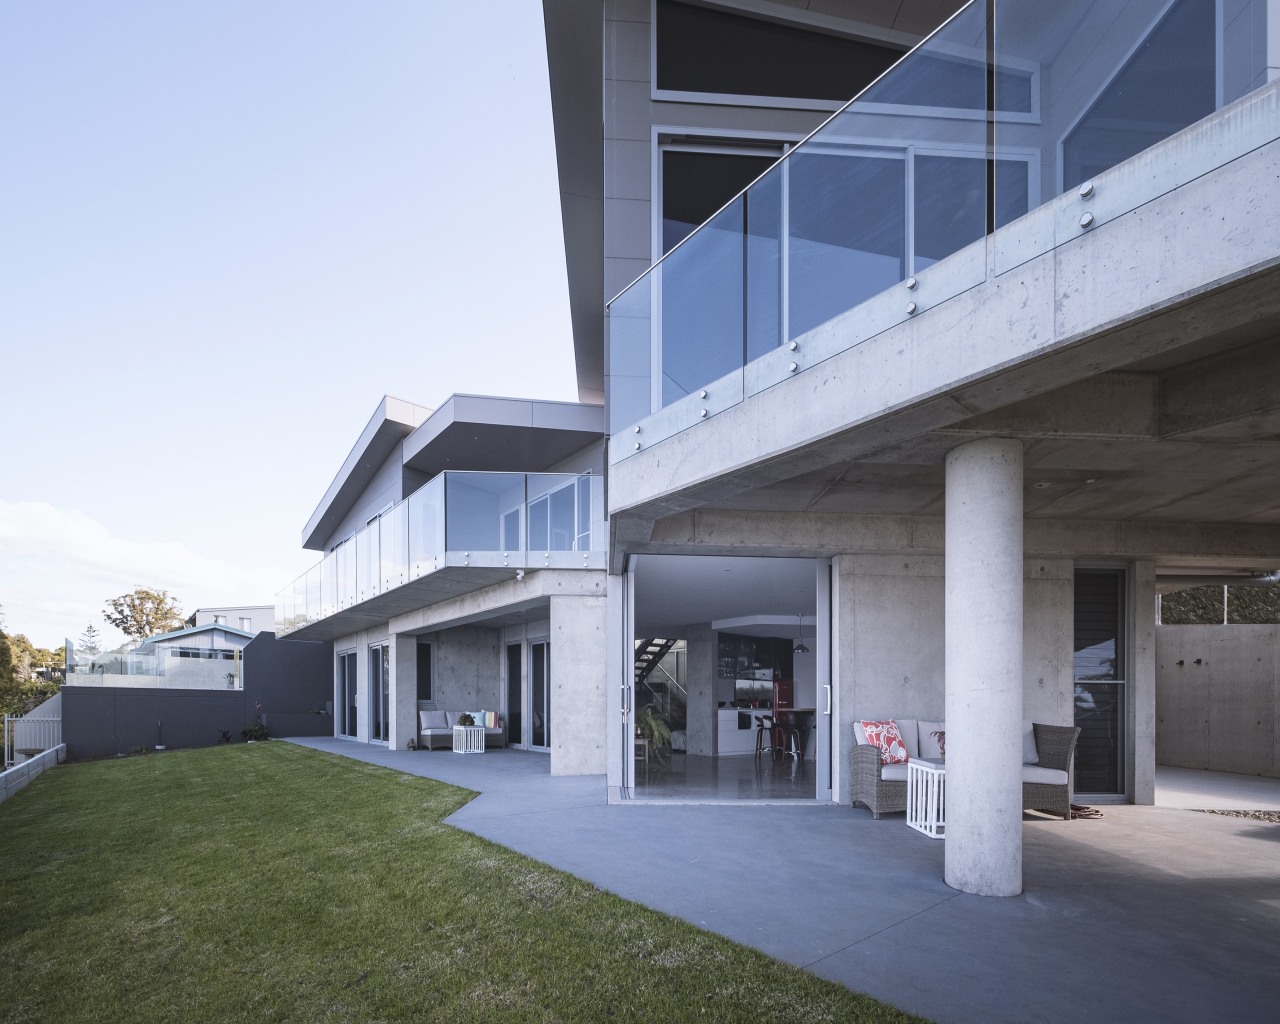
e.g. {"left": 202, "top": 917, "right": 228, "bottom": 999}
{"left": 452, "top": 724, "right": 485, "bottom": 754}
{"left": 907, "top": 758, "right": 946, "bottom": 839}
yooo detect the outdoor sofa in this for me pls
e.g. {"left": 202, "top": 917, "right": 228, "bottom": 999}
{"left": 417, "top": 709, "right": 507, "bottom": 750}
{"left": 850, "top": 718, "right": 1081, "bottom": 820}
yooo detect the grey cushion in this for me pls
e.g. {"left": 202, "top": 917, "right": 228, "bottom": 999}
{"left": 881, "top": 764, "right": 910, "bottom": 782}
{"left": 421, "top": 710, "right": 448, "bottom": 730}
{"left": 1021, "top": 765, "right": 1068, "bottom": 785}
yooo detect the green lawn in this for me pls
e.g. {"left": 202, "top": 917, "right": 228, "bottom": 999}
{"left": 0, "top": 743, "right": 925, "bottom": 1023}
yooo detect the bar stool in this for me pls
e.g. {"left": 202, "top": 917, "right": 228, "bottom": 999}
{"left": 753, "top": 715, "right": 776, "bottom": 758}
{"left": 774, "top": 714, "right": 800, "bottom": 760}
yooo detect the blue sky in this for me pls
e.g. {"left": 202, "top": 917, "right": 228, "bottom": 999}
{"left": 0, "top": 1, "right": 577, "bottom": 648}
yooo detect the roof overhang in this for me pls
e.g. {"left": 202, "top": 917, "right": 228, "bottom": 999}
{"left": 542, "top": 0, "right": 605, "bottom": 405}
{"left": 402, "top": 394, "right": 604, "bottom": 476}
{"left": 302, "top": 396, "right": 433, "bottom": 551}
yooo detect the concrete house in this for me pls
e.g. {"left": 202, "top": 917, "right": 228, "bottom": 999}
{"left": 271, "top": 0, "right": 1279, "bottom": 900}
{"left": 276, "top": 394, "right": 609, "bottom": 775}
{"left": 540, "top": 0, "right": 1280, "bottom": 896}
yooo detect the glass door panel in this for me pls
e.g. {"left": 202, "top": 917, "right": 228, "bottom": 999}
{"left": 506, "top": 643, "right": 522, "bottom": 746}
{"left": 531, "top": 641, "right": 550, "bottom": 750}
{"left": 1073, "top": 568, "right": 1126, "bottom": 795}
{"left": 369, "top": 644, "right": 389, "bottom": 742}
{"left": 338, "top": 651, "right": 357, "bottom": 738}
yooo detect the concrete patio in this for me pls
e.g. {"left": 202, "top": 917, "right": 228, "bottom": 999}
{"left": 289, "top": 737, "right": 1280, "bottom": 1024}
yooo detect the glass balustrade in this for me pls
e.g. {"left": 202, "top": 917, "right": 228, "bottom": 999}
{"left": 275, "top": 472, "right": 604, "bottom": 635}
{"left": 607, "top": 0, "right": 1275, "bottom": 446}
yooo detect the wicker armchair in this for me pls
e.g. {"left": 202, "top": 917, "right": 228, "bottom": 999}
{"left": 850, "top": 743, "right": 907, "bottom": 818}
{"left": 1022, "top": 723, "right": 1081, "bottom": 820}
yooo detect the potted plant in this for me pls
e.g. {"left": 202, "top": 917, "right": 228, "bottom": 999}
{"left": 634, "top": 704, "right": 672, "bottom": 763}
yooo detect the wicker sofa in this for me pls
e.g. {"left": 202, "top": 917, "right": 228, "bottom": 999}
{"left": 417, "top": 710, "right": 507, "bottom": 750}
{"left": 850, "top": 719, "right": 1080, "bottom": 820}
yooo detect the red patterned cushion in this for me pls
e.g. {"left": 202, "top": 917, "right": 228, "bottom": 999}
{"left": 860, "top": 720, "right": 909, "bottom": 765}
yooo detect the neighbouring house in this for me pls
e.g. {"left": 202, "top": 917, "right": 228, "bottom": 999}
{"left": 186, "top": 605, "right": 275, "bottom": 634}
{"left": 271, "top": 0, "right": 1280, "bottom": 900}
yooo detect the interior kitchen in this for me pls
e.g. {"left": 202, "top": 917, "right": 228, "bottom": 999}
{"left": 630, "top": 554, "right": 823, "bottom": 800}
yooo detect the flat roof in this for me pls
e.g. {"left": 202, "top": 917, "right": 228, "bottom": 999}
{"left": 302, "top": 396, "right": 433, "bottom": 551}
{"left": 401, "top": 394, "right": 604, "bottom": 477}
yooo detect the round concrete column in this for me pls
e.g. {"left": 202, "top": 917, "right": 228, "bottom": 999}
{"left": 944, "top": 437, "right": 1024, "bottom": 897}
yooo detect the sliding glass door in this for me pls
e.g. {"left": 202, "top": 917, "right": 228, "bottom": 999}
{"left": 337, "top": 651, "right": 357, "bottom": 738}
{"left": 369, "top": 643, "right": 389, "bottom": 743}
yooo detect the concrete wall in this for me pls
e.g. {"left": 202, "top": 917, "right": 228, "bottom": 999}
{"left": 550, "top": 593, "right": 608, "bottom": 775}
{"left": 0, "top": 744, "right": 66, "bottom": 805}
{"left": 423, "top": 625, "right": 504, "bottom": 712}
{"left": 1156, "top": 622, "right": 1279, "bottom": 778}
{"left": 832, "top": 554, "right": 1076, "bottom": 805}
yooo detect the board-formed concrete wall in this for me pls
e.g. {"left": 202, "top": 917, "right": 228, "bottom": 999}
{"left": 832, "top": 555, "right": 1076, "bottom": 805}
{"left": 1156, "top": 623, "right": 1279, "bottom": 778}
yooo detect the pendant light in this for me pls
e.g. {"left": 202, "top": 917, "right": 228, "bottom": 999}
{"left": 793, "top": 613, "right": 810, "bottom": 655}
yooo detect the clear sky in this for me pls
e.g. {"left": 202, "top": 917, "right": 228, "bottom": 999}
{"left": 0, "top": 1, "right": 578, "bottom": 650}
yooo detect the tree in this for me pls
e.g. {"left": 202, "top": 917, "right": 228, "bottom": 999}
{"left": 103, "top": 587, "right": 185, "bottom": 642}
{"left": 79, "top": 624, "right": 102, "bottom": 655}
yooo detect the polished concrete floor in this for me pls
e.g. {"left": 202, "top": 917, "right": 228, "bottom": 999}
{"left": 291, "top": 737, "right": 1280, "bottom": 1024}
{"left": 632, "top": 751, "right": 817, "bottom": 801}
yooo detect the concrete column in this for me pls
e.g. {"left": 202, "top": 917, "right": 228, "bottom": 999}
{"left": 945, "top": 437, "right": 1024, "bottom": 897}
{"left": 388, "top": 634, "right": 418, "bottom": 752}
{"left": 1131, "top": 560, "right": 1157, "bottom": 804}
{"left": 549, "top": 594, "right": 608, "bottom": 776}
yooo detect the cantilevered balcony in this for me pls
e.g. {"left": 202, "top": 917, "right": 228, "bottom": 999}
{"left": 606, "top": 0, "right": 1280, "bottom": 496}
{"left": 276, "top": 471, "right": 604, "bottom": 641}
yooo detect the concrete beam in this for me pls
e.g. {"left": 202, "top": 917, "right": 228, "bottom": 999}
{"left": 1159, "top": 336, "right": 1280, "bottom": 441}
{"left": 639, "top": 508, "right": 1280, "bottom": 561}
{"left": 388, "top": 569, "right": 606, "bottom": 636}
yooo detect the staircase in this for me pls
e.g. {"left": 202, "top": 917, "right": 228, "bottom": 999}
{"left": 634, "top": 639, "right": 686, "bottom": 730}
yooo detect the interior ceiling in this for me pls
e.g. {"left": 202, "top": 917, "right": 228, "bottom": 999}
{"left": 632, "top": 554, "right": 816, "bottom": 638}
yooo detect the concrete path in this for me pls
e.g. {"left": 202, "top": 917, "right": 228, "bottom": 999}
{"left": 290, "top": 738, "right": 1280, "bottom": 1024}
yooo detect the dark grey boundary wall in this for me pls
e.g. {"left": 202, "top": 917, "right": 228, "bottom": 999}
{"left": 62, "top": 633, "right": 333, "bottom": 760}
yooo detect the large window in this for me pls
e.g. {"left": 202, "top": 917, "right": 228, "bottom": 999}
{"left": 1073, "top": 568, "right": 1127, "bottom": 795}
{"left": 655, "top": 0, "right": 903, "bottom": 104}
{"left": 662, "top": 148, "right": 779, "bottom": 255}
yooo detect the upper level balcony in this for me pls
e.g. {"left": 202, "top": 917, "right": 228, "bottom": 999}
{"left": 276, "top": 471, "right": 605, "bottom": 641}
{"left": 606, "top": 0, "right": 1280, "bottom": 516}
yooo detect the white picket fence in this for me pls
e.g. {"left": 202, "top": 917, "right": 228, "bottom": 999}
{"left": 3, "top": 692, "right": 63, "bottom": 768}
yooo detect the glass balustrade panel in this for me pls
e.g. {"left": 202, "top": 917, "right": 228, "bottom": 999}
{"left": 355, "top": 523, "right": 379, "bottom": 602}
{"left": 320, "top": 551, "right": 337, "bottom": 619}
{"left": 993, "top": 0, "right": 1243, "bottom": 272}
{"left": 408, "top": 475, "right": 445, "bottom": 578}
{"left": 527, "top": 474, "right": 582, "bottom": 552}
{"left": 659, "top": 196, "right": 745, "bottom": 409}
{"left": 305, "top": 565, "right": 321, "bottom": 624}
{"left": 444, "top": 472, "right": 525, "bottom": 554}
{"left": 607, "top": 273, "right": 653, "bottom": 435}
{"left": 379, "top": 501, "right": 408, "bottom": 592}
